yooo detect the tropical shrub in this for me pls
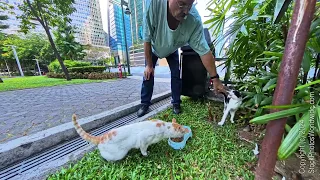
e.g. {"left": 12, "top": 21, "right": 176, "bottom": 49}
{"left": 48, "top": 59, "right": 91, "bottom": 73}
{"left": 205, "top": 0, "right": 320, "bottom": 160}
{"left": 68, "top": 66, "right": 105, "bottom": 73}
{"left": 47, "top": 72, "right": 120, "bottom": 80}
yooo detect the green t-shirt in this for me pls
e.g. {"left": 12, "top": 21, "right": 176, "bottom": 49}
{"left": 143, "top": 0, "right": 210, "bottom": 58}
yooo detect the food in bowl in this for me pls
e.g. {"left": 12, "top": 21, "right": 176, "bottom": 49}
{"left": 170, "top": 137, "right": 183, "bottom": 142}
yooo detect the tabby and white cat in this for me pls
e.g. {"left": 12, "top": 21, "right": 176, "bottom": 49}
{"left": 72, "top": 114, "right": 189, "bottom": 162}
{"left": 218, "top": 89, "right": 242, "bottom": 126}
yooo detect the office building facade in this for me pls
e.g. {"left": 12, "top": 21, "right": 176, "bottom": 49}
{"left": 71, "top": 0, "right": 106, "bottom": 47}
{"left": 128, "top": 0, "right": 150, "bottom": 45}
{"left": 108, "top": 0, "right": 132, "bottom": 62}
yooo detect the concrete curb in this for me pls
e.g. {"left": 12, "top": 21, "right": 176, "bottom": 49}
{"left": 0, "top": 90, "right": 171, "bottom": 170}
{"left": 12, "top": 103, "right": 172, "bottom": 180}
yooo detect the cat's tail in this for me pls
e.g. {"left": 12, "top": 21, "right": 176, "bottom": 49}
{"left": 72, "top": 114, "right": 101, "bottom": 145}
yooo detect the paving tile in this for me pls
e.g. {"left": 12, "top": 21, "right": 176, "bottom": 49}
{"left": 0, "top": 78, "right": 170, "bottom": 143}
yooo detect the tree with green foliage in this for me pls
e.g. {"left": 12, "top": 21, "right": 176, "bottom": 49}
{"left": 53, "top": 19, "right": 86, "bottom": 61}
{"left": 2, "top": 33, "right": 53, "bottom": 69}
{"left": 0, "top": 2, "right": 14, "bottom": 82}
{"left": 18, "top": 0, "right": 76, "bottom": 81}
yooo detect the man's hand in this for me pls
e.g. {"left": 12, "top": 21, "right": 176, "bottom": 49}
{"left": 144, "top": 66, "right": 154, "bottom": 80}
{"left": 144, "top": 42, "right": 154, "bottom": 80}
{"left": 212, "top": 78, "right": 226, "bottom": 94}
{"left": 200, "top": 51, "right": 227, "bottom": 93}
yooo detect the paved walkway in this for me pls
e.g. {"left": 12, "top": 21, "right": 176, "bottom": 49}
{"left": 0, "top": 78, "right": 170, "bottom": 143}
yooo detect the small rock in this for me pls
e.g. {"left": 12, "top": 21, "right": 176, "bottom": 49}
{"left": 252, "top": 143, "right": 259, "bottom": 155}
{"left": 243, "top": 125, "right": 251, "bottom": 132}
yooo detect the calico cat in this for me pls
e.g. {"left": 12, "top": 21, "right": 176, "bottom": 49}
{"left": 218, "top": 89, "right": 242, "bottom": 126}
{"left": 72, "top": 114, "right": 189, "bottom": 162}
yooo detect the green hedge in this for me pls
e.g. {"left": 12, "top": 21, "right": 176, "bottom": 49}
{"left": 68, "top": 66, "right": 105, "bottom": 73}
{"left": 48, "top": 60, "right": 91, "bottom": 73}
{"left": 46, "top": 72, "right": 121, "bottom": 80}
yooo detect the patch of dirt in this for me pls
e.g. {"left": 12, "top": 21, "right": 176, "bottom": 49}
{"left": 274, "top": 153, "right": 320, "bottom": 180}
{"left": 238, "top": 131, "right": 257, "bottom": 144}
{"left": 238, "top": 129, "right": 264, "bottom": 145}
{"left": 237, "top": 127, "right": 320, "bottom": 180}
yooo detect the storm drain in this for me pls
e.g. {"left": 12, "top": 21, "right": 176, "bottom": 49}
{"left": 0, "top": 97, "right": 171, "bottom": 180}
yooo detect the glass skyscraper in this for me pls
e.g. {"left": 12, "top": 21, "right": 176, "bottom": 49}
{"left": 128, "top": 0, "right": 150, "bottom": 45}
{"left": 71, "top": 0, "right": 106, "bottom": 47}
{"left": 108, "top": 1, "right": 132, "bottom": 60}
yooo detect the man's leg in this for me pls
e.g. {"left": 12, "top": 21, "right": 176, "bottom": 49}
{"left": 166, "top": 50, "right": 182, "bottom": 114}
{"left": 137, "top": 52, "right": 158, "bottom": 117}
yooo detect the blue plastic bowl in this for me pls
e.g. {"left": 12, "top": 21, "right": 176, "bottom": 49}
{"left": 168, "top": 125, "right": 192, "bottom": 150}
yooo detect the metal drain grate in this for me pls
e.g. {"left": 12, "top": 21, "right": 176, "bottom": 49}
{"left": 0, "top": 97, "right": 171, "bottom": 180}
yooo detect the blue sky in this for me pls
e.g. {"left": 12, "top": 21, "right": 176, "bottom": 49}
{"left": 195, "top": 0, "right": 211, "bottom": 22}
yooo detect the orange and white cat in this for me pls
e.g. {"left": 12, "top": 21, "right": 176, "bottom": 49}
{"left": 72, "top": 114, "right": 189, "bottom": 162}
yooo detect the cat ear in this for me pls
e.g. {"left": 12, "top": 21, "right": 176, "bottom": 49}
{"left": 172, "top": 118, "right": 177, "bottom": 123}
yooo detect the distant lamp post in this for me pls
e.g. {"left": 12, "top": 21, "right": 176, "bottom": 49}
{"left": 5, "top": 45, "right": 24, "bottom": 77}
{"left": 32, "top": 59, "right": 42, "bottom": 76}
{"left": 121, "top": 0, "right": 131, "bottom": 75}
{"left": 4, "top": 59, "right": 11, "bottom": 77}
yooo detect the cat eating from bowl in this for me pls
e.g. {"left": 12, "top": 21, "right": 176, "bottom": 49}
{"left": 72, "top": 114, "right": 189, "bottom": 162}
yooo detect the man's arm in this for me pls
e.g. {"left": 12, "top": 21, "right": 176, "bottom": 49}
{"left": 200, "top": 51, "right": 218, "bottom": 77}
{"left": 142, "top": 0, "right": 155, "bottom": 80}
{"left": 188, "top": 23, "right": 219, "bottom": 78}
{"left": 144, "top": 42, "right": 153, "bottom": 68}
{"left": 188, "top": 21, "right": 225, "bottom": 92}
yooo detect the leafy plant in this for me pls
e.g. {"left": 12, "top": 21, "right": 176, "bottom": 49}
{"left": 68, "top": 66, "right": 106, "bottom": 74}
{"left": 1, "top": 33, "right": 53, "bottom": 69}
{"left": 248, "top": 81, "right": 320, "bottom": 159}
{"left": 205, "top": 0, "right": 320, "bottom": 160}
{"left": 46, "top": 72, "right": 120, "bottom": 80}
{"left": 48, "top": 60, "right": 91, "bottom": 73}
{"left": 53, "top": 19, "right": 86, "bottom": 61}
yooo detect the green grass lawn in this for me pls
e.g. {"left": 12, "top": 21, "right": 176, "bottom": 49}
{"left": 48, "top": 98, "right": 257, "bottom": 180}
{"left": 0, "top": 76, "right": 104, "bottom": 92}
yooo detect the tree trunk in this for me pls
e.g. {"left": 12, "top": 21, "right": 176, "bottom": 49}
{"left": 44, "top": 26, "right": 71, "bottom": 81}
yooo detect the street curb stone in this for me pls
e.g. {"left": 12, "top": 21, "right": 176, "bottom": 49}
{"left": 0, "top": 90, "right": 171, "bottom": 170}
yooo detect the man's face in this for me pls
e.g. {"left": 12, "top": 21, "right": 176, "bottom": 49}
{"left": 169, "top": 0, "right": 195, "bottom": 21}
